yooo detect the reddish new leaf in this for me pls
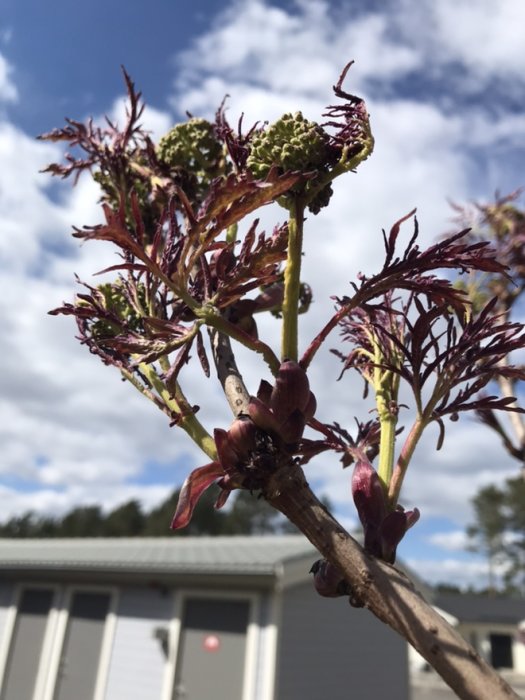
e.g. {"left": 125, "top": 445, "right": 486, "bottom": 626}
{"left": 171, "top": 462, "right": 224, "bottom": 530}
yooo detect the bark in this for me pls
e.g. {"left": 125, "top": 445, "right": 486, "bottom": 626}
{"left": 264, "top": 462, "right": 519, "bottom": 700}
{"left": 209, "top": 327, "right": 250, "bottom": 415}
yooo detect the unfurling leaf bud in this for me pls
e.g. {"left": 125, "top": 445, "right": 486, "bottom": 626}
{"left": 248, "top": 361, "right": 316, "bottom": 445}
{"left": 271, "top": 360, "right": 312, "bottom": 421}
{"left": 310, "top": 559, "right": 351, "bottom": 597}
{"left": 226, "top": 416, "right": 258, "bottom": 459}
{"left": 352, "top": 459, "right": 419, "bottom": 563}
{"left": 278, "top": 409, "right": 307, "bottom": 444}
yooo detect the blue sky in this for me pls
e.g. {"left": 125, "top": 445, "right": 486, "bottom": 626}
{"left": 1, "top": 0, "right": 525, "bottom": 588}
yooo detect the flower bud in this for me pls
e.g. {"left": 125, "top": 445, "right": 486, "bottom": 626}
{"left": 157, "top": 118, "right": 222, "bottom": 178}
{"left": 247, "top": 112, "right": 328, "bottom": 179}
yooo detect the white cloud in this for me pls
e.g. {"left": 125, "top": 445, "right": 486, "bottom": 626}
{"left": 406, "top": 557, "right": 497, "bottom": 589}
{"left": 0, "top": 54, "right": 17, "bottom": 103}
{"left": 431, "top": 0, "right": 525, "bottom": 80}
{"left": 0, "top": 483, "right": 173, "bottom": 521}
{"left": 174, "top": 0, "right": 420, "bottom": 107}
{"left": 0, "top": 92, "right": 195, "bottom": 523}
{"left": 426, "top": 530, "right": 469, "bottom": 552}
{"left": 0, "top": 123, "right": 66, "bottom": 271}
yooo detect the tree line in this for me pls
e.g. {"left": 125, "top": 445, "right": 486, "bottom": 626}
{"left": 0, "top": 487, "right": 300, "bottom": 538}
{"left": 467, "top": 476, "right": 525, "bottom": 595}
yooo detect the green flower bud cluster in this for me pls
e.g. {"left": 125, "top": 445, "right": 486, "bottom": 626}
{"left": 87, "top": 280, "right": 145, "bottom": 339}
{"left": 156, "top": 118, "right": 223, "bottom": 183}
{"left": 247, "top": 112, "right": 332, "bottom": 213}
{"left": 93, "top": 167, "right": 151, "bottom": 213}
{"left": 92, "top": 157, "right": 159, "bottom": 241}
{"left": 247, "top": 112, "right": 328, "bottom": 177}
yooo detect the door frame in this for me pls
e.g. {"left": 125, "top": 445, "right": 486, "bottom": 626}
{"left": 41, "top": 584, "right": 118, "bottom": 700}
{"left": 0, "top": 584, "right": 61, "bottom": 700}
{"left": 161, "top": 589, "right": 260, "bottom": 700}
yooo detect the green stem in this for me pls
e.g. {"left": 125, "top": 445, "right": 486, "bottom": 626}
{"left": 137, "top": 363, "right": 217, "bottom": 460}
{"left": 201, "top": 306, "right": 281, "bottom": 375}
{"left": 226, "top": 223, "right": 238, "bottom": 245}
{"left": 377, "top": 409, "right": 397, "bottom": 492}
{"left": 172, "top": 382, "right": 218, "bottom": 461}
{"left": 389, "top": 369, "right": 461, "bottom": 507}
{"left": 388, "top": 416, "right": 426, "bottom": 507}
{"left": 376, "top": 372, "right": 399, "bottom": 493}
{"left": 281, "top": 199, "right": 304, "bottom": 361}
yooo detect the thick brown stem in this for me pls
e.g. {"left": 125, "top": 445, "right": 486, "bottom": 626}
{"left": 208, "top": 327, "right": 250, "bottom": 415}
{"left": 264, "top": 464, "right": 519, "bottom": 700}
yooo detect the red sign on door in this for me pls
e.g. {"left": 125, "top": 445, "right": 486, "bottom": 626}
{"left": 203, "top": 634, "right": 220, "bottom": 652}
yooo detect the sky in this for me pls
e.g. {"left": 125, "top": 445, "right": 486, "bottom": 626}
{"left": 1, "top": 0, "right": 525, "bottom": 589}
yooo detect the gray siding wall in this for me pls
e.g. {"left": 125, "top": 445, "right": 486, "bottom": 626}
{"left": 104, "top": 586, "right": 172, "bottom": 700}
{"left": 275, "top": 582, "right": 409, "bottom": 700}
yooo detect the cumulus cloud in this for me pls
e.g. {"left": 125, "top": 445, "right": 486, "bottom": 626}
{"left": 406, "top": 557, "right": 495, "bottom": 589}
{"left": 426, "top": 530, "right": 470, "bottom": 552}
{"left": 431, "top": 0, "right": 525, "bottom": 81}
{"left": 174, "top": 0, "right": 420, "bottom": 108}
{"left": 0, "top": 54, "right": 17, "bottom": 104}
{"left": 0, "top": 53, "right": 194, "bottom": 519}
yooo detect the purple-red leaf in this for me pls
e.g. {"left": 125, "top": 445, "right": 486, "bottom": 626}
{"left": 171, "top": 462, "right": 224, "bottom": 530}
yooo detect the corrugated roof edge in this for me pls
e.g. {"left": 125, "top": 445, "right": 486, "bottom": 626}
{"left": 0, "top": 535, "right": 318, "bottom": 578}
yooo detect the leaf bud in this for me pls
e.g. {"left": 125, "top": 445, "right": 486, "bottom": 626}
{"left": 310, "top": 559, "right": 351, "bottom": 597}
{"left": 270, "top": 360, "right": 312, "bottom": 422}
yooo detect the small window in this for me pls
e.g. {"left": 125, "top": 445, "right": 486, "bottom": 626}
{"left": 490, "top": 633, "right": 513, "bottom": 669}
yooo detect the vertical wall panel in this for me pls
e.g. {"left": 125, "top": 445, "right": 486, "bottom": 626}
{"left": 53, "top": 591, "right": 110, "bottom": 700}
{"left": 173, "top": 598, "right": 249, "bottom": 700}
{"left": 104, "top": 587, "right": 172, "bottom": 700}
{"left": 275, "top": 582, "right": 409, "bottom": 700}
{"left": 1, "top": 588, "right": 53, "bottom": 700}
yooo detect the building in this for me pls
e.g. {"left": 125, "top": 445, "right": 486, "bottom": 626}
{"left": 0, "top": 535, "right": 409, "bottom": 700}
{"left": 435, "top": 592, "right": 525, "bottom": 674}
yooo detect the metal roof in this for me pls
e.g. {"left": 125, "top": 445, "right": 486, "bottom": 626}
{"left": 435, "top": 593, "right": 525, "bottom": 625}
{"left": 0, "top": 535, "right": 318, "bottom": 577}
